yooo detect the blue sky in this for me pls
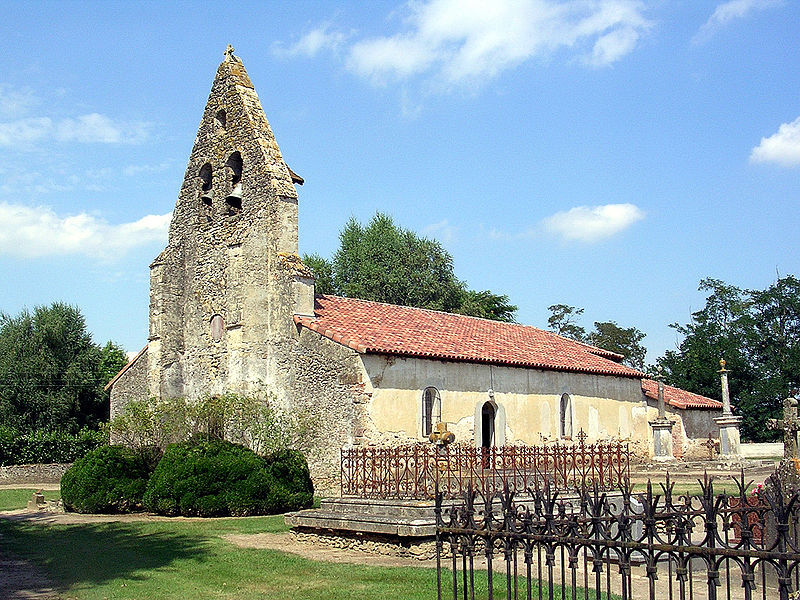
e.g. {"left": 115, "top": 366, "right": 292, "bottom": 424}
{"left": 1, "top": 0, "right": 798, "bottom": 364}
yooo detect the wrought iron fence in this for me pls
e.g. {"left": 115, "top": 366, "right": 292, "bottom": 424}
{"left": 340, "top": 436, "right": 629, "bottom": 500}
{"left": 435, "top": 472, "right": 800, "bottom": 600}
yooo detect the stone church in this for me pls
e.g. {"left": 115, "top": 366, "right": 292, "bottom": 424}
{"left": 107, "top": 49, "right": 723, "bottom": 494}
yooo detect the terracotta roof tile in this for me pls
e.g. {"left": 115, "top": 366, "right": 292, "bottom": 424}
{"left": 294, "top": 295, "right": 644, "bottom": 378}
{"left": 641, "top": 379, "right": 723, "bottom": 410}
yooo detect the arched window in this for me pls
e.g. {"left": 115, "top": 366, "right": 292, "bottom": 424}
{"left": 559, "top": 393, "right": 573, "bottom": 440}
{"left": 225, "top": 152, "right": 243, "bottom": 215}
{"left": 421, "top": 387, "right": 440, "bottom": 437}
{"left": 215, "top": 109, "right": 226, "bottom": 129}
{"left": 210, "top": 314, "right": 225, "bottom": 342}
{"left": 198, "top": 163, "right": 213, "bottom": 217}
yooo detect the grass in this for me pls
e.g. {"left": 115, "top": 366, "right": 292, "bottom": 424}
{"left": 0, "top": 514, "right": 442, "bottom": 600}
{"left": 631, "top": 480, "right": 745, "bottom": 496}
{"left": 0, "top": 488, "right": 61, "bottom": 511}
{"left": 0, "top": 511, "right": 590, "bottom": 600}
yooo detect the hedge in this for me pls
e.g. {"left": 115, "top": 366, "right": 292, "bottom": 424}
{"left": 143, "top": 440, "right": 314, "bottom": 517}
{"left": 0, "top": 427, "right": 107, "bottom": 466}
{"left": 61, "top": 445, "right": 152, "bottom": 513}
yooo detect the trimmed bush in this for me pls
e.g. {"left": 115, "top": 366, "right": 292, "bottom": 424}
{"left": 263, "top": 449, "right": 314, "bottom": 513}
{"left": 0, "top": 426, "right": 107, "bottom": 466}
{"left": 61, "top": 445, "right": 152, "bottom": 513}
{"left": 143, "top": 440, "right": 313, "bottom": 517}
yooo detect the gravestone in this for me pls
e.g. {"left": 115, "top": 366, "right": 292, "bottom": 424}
{"left": 26, "top": 490, "right": 45, "bottom": 511}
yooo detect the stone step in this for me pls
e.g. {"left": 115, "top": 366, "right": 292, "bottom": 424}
{"left": 286, "top": 508, "right": 436, "bottom": 537}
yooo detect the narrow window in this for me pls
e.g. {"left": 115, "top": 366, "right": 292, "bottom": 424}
{"left": 210, "top": 314, "right": 225, "bottom": 342}
{"left": 198, "top": 163, "right": 213, "bottom": 217}
{"left": 422, "top": 387, "right": 440, "bottom": 437}
{"left": 559, "top": 393, "right": 573, "bottom": 440}
{"left": 215, "top": 109, "right": 226, "bottom": 129}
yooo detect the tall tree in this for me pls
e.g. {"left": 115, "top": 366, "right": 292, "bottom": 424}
{"left": 545, "top": 305, "right": 647, "bottom": 370}
{"left": 547, "top": 304, "right": 587, "bottom": 342}
{"left": 587, "top": 321, "right": 647, "bottom": 371}
{"left": 0, "top": 303, "right": 127, "bottom": 432}
{"left": 656, "top": 276, "right": 800, "bottom": 442}
{"left": 303, "top": 213, "right": 517, "bottom": 322}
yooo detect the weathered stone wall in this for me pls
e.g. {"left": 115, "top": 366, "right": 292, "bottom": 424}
{"left": 291, "top": 327, "right": 366, "bottom": 496}
{"left": 147, "top": 53, "right": 299, "bottom": 404}
{"left": 109, "top": 347, "right": 148, "bottom": 423}
{"left": 681, "top": 406, "right": 722, "bottom": 439}
{"left": 0, "top": 463, "right": 71, "bottom": 484}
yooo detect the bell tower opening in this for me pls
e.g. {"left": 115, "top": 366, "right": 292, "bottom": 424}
{"left": 225, "top": 151, "right": 243, "bottom": 215}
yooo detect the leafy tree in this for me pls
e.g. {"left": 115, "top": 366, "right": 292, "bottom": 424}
{"left": 302, "top": 253, "right": 335, "bottom": 296}
{"left": 587, "top": 321, "right": 647, "bottom": 371}
{"left": 0, "top": 303, "right": 127, "bottom": 432}
{"left": 303, "top": 213, "right": 517, "bottom": 322}
{"left": 545, "top": 305, "right": 647, "bottom": 370}
{"left": 656, "top": 276, "right": 800, "bottom": 442}
{"left": 455, "top": 290, "right": 518, "bottom": 322}
{"left": 547, "top": 304, "right": 587, "bottom": 342}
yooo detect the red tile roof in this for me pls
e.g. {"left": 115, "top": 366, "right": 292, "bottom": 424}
{"left": 641, "top": 379, "right": 723, "bottom": 410}
{"left": 294, "top": 295, "right": 644, "bottom": 378}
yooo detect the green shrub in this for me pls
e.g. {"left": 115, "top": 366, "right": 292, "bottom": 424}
{"left": 0, "top": 426, "right": 107, "bottom": 466}
{"left": 143, "top": 440, "right": 313, "bottom": 517}
{"left": 263, "top": 449, "right": 314, "bottom": 513}
{"left": 61, "top": 445, "right": 152, "bottom": 513}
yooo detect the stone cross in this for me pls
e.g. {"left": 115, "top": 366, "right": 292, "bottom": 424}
{"left": 224, "top": 44, "right": 236, "bottom": 61}
{"left": 768, "top": 396, "right": 800, "bottom": 461}
{"left": 714, "top": 358, "right": 742, "bottom": 459}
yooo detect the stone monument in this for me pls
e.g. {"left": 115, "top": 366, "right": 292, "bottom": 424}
{"left": 649, "top": 367, "right": 675, "bottom": 461}
{"left": 714, "top": 359, "right": 742, "bottom": 459}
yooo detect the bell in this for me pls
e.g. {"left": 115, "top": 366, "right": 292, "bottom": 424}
{"left": 227, "top": 182, "right": 242, "bottom": 200}
{"left": 225, "top": 183, "right": 242, "bottom": 212}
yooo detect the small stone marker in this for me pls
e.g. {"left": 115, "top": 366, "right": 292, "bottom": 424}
{"left": 26, "top": 490, "right": 46, "bottom": 511}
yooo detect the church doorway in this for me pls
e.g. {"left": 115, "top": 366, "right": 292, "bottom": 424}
{"left": 481, "top": 402, "right": 496, "bottom": 450}
{"left": 481, "top": 402, "right": 495, "bottom": 467}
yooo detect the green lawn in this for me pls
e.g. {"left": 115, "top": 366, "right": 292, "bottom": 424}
{"left": 0, "top": 514, "right": 443, "bottom": 600}
{"left": 0, "top": 488, "right": 61, "bottom": 511}
{"left": 0, "top": 512, "right": 591, "bottom": 600}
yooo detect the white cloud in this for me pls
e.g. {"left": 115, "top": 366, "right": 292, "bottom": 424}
{"left": 344, "top": 0, "right": 651, "bottom": 86}
{"left": 423, "top": 219, "right": 456, "bottom": 244}
{"left": 543, "top": 203, "right": 644, "bottom": 242}
{"left": 0, "top": 84, "right": 38, "bottom": 118}
{"left": 695, "top": 0, "right": 782, "bottom": 42}
{"left": 272, "top": 24, "right": 348, "bottom": 57}
{"left": 750, "top": 116, "right": 800, "bottom": 167}
{"left": 0, "top": 117, "right": 52, "bottom": 146}
{"left": 122, "top": 161, "right": 172, "bottom": 177}
{"left": 0, "top": 113, "right": 150, "bottom": 148}
{"left": 0, "top": 202, "right": 171, "bottom": 259}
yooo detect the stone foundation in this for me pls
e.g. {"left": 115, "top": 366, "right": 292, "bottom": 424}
{"left": 291, "top": 529, "right": 443, "bottom": 560}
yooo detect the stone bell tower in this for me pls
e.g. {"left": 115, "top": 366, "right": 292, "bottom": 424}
{"left": 147, "top": 46, "right": 312, "bottom": 402}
